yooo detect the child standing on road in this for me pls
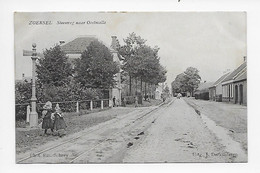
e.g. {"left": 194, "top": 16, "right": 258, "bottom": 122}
{"left": 53, "top": 104, "right": 67, "bottom": 137}
{"left": 42, "top": 101, "right": 54, "bottom": 136}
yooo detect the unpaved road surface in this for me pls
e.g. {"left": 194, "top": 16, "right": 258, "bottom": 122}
{"left": 16, "top": 102, "right": 166, "bottom": 163}
{"left": 184, "top": 98, "right": 247, "bottom": 152}
{"left": 124, "top": 98, "right": 247, "bottom": 163}
{"left": 17, "top": 98, "right": 247, "bottom": 163}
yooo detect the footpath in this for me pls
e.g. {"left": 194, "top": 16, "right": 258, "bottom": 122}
{"left": 184, "top": 98, "right": 247, "bottom": 153}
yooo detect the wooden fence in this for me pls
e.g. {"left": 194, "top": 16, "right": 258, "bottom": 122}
{"left": 15, "top": 99, "right": 111, "bottom": 121}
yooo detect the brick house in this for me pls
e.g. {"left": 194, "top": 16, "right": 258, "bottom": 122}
{"left": 61, "top": 35, "right": 123, "bottom": 105}
{"left": 221, "top": 60, "right": 247, "bottom": 105}
{"left": 233, "top": 71, "right": 247, "bottom": 105}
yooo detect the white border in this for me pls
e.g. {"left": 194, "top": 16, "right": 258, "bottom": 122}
{"left": 1, "top": 0, "right": 260, "bottom": 173}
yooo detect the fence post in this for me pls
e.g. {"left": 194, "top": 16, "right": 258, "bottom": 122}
{"left": 90, "top": 100, "right": 93, "bottom": 110}
{"left": 101, "top": 100, "right": 104, "bottom": 109}
{"left": 76, "top": 101, "right": 79, "bottom": 113}
{"left": 109, "top": 99, "right": 112, "bottom": 108}
{"left": 26, "top": 105, "right": 30, "bottom": 123}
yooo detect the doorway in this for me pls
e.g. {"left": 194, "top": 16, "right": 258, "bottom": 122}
{"left": 235, "top": 85, "right": 238, "bottom": 104}
{"left": 239, "top": 84, "right": 243, "bottom": 105}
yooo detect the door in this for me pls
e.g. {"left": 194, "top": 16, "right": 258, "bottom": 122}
{"left": 235, "top": 85, "right": 238, "bottom": 104}
{"left": 239, "top": 84, "right": 243, "bottom": 105}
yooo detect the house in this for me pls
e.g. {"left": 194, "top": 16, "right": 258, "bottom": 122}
{"left": 194, "top": 82, "right": 214, "bottom": 100}
{"left": 61, "top": 35, "right": 123, "bottom": 105}
{"left": 233, "top": 71, "right": 247, "bottom": 105}
{"left": 209, "top": 72, "right": 230, "bottom": 102}
{"left": 221, "top": 60, "right": 247, "bottom": 105}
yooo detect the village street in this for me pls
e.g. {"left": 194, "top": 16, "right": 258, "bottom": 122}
{"left": 16, "top": 97, "right": 247, "bottom": 163}
{"left": 123, "top": 98, "right": 247, "bottom": 163}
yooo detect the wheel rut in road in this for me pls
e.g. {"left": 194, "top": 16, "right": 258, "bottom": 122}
{"left": 17, "top": 100, "right": 172, "bottom": 163}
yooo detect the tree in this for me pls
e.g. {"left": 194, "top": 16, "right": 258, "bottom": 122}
{"left": 118, "top": 33, "right": 167, "bottom": 96}
{"left": 74, "top": 40, "right": 120, "bottom": 89}
{"left": 171, "top": 67, "right": 201, "bottom": 96}
{"left": 36, "top": 45, "right": 72, "bottom": 87}
{"left": 184, "top": 67, "right": 201, "bottom": 96}
{"left": 171, "top": 73, "right": 186, "bottom": 95}
{"left": 118, "top": 33, "right": 146, "bottom": 95}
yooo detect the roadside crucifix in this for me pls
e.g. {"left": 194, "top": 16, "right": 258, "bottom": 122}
{"left": 23, "top": 43, "right": 39, "bottom": 127}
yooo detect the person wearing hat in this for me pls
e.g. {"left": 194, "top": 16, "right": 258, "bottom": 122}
{"left": 53, "top": 103, "right": 67, "bottom": 137}
{"left": 42, "top": 101, "right": 54, "bottom": 136}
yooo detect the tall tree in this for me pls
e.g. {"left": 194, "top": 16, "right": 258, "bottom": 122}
{"left": 171, "top": 67, "right": 201, "bottom": 96}
{"left": 36, "top": 45, "right": 72, "bottom": 87}
{"left": 184, "top": 67, "right": 201, "bottom": 96}
{"left": 118, "top": 32, "right": 146, "bottom": 95}
{"left": 119, "top": 33, "right": 167, "bottom": 96}
{"left": 74, "top": 40, "right": 120, "bottom": 89}
{"left": 171, "top": 73, "right": 186, "bottom": 95}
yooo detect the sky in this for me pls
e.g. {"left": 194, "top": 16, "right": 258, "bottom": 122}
{"left": 14, "top": 12, "right": 246, "bottom": 86}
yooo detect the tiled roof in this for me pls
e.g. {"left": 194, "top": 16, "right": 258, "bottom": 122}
{"left": 61, "top": 36, "right": 124, "bottom": 61}
{"left": 234, "top": 71, "right": 247, "bottom": 82}
{"left": 211, "top": 72, "right": 230, "bottom": 87}
{"left": 61, "top": 36, "right": 99, "bottom": 54}
{"left": 222, "top": 61, "right": 247, "bottom": 83}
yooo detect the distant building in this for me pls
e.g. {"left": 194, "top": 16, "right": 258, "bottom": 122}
{"left": 194, "top": 82, "right": 214, "bottom": 100}
{"left": 221, "top": 60, "right": 247, "bottom": 105}
{"left": 209, "top": 72, "right": 230, "bottom": 102}
{"left": 61, "top": 35, "right": 123, "bottom": 105}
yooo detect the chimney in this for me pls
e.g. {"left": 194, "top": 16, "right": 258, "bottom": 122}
{"left": 59, "top": 40, "right": 65, "bottom": 45}
{"left": 111, "top": 36, "right": 118, "bottom": 50}
{"left": 244, "top": 56, "right": 247, "bottom": 62}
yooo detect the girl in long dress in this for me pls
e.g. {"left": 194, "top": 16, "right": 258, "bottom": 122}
{"left": 42, "top": 101, "right": 54, "bottom": 136}
{"left": 53, "top": 104, "right": 67, "bottom": 137}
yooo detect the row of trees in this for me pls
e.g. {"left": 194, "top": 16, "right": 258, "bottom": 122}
{"left": 17, "top": 33, "right": 167, "bottom": 106}
{"left": 118, "top": 33, "right": 167, "bottom": 97}
{"left": 171, "top": 67, "right": 201, "bottom": 96}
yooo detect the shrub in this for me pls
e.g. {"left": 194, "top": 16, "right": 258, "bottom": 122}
{"left": 15, "top": 80, "right": 104, "bottom": 120}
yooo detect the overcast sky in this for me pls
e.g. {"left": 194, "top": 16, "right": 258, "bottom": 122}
{"left": 14, "top": 12, "right": 246, "bottom": 86}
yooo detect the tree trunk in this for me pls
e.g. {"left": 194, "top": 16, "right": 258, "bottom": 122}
{"left": 135, "top": 77, "right": 138, "bottom": 95}
{"left": 145, "top": 82, "right": 147, "bottom": 100}
{"left": 140, "top": 77, "right": 143, "bottom": 93}
{"left": 129, "top": 75, "right": 132, "bottom": 96}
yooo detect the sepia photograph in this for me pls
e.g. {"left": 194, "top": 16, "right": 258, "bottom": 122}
{"left": 14, "top": 12, "right": 247, "bottom": 164}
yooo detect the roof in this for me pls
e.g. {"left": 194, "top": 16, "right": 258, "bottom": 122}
{"left": 234, "top": 71, "right": 247, "bottom": 82}
{"left": 195, "top": 82, "right": 214, "bottom": 93}
{"left": 61, "top": 36, "right": 124, "bottom": 61}
{"left": 61, "top": 36, "right": 99, "bottom": 54}
{"left": 210, "top": 72, "right": 230, "bottom": 88}
{"left": 222, "top": 61, "right": 247, "bottom": 83}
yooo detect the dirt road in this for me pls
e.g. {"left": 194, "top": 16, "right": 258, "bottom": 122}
{"left": 123, "top": 98, "right": 247, "bottom": 163}
{"left": 17, "top": 98, "right": 247, "bottom": 163}
{"left": 16, "top": 102, "right": 166, "bottom": 163}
